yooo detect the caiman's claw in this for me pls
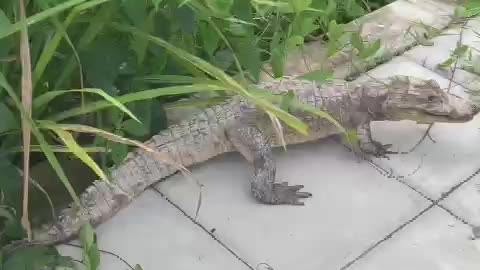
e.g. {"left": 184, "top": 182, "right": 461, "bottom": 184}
{"left": 360, "top": 141, "right": 395, "bottom": 159}
{"left": 272, "top": 182, "right": 312, "bottom": 205}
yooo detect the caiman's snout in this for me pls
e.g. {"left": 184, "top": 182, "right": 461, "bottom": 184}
{"left": 448, "top": 96, "right": 480, "bottom": 121}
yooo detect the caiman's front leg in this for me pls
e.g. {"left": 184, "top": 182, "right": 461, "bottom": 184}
{"left": 356, "top": 122, "right": 394, "bottom": 158}
{"left": 225, "top": 121, "right": 312, "bottom": 205}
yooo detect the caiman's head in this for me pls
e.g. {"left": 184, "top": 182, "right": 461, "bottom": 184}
{"left": 356, "top": 75, "right": 480, "bottom": 124}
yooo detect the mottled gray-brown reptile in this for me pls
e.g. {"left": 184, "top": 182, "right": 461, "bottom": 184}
{"left": 32, "top": 75, "right": 479, "bottom": 244}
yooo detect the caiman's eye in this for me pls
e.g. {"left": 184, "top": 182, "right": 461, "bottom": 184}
{"left": 427, "top": 95, "right": 436, "bottom": 102}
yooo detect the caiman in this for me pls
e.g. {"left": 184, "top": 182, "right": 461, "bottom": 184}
{"left": 31, "top": 75, "right": 480, "bottom": 244}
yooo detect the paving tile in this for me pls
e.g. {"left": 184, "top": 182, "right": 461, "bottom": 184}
{"left": 354, "top": 56, "right": 480, "bottom": 200}
{"left": 56, "top": 190, "right": 249, "bottom": 270}
{"left": 156, "top": 141, "right": 429, "bottom": 270}
{"left": 402, "top": 25, "right": 480, "bottom": 92}
{"left": 347, "top": 207, "right": 480, "bottom": 270}
{"left": 441, "top": 172, "right": 480, "bottom": 226}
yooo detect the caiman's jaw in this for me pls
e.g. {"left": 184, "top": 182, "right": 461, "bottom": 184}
{"left": 377, "top": 76, "right": 480, "bottom": 124}
{"left": 399, "top": 95, "right": 480, "bottom": 124}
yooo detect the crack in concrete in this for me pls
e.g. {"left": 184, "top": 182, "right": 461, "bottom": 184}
{"left": 149, "top": 186, "right": 256, "bottom": 270}
{"left": 340, "top": 157, "right": 480, "bottom": 269}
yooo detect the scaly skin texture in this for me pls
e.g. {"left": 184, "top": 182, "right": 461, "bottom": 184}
{"left": 32, "top": 75, "right": 479, "bottom": 244}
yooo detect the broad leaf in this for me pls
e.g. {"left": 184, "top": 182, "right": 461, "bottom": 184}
{"left": 122, "top": 119, "right": 148, "bottom": 137}
{"left": 80, "top": 223, "right": 100, "bottom": 270}
{"left": 2, "top": 246, "right": 73, "bottom": 270}
{"left": 80, "top": 35, "right": 130, "bottom": 94}
{"left": 299, "top": 70, "right": 333, "bottom": 82}
{"left": 230, "top": 36, "right": 262, "bottom": 81}
{"left": 0, "top": 10, "right": 13, "bottom": 58}
{"left": 288, "top": 0, "right": 312, "bottom": 13}
{"left": 0, "top": 102, "right": 18, "bottom": 133}
{"left": 199, "top": 21, "right": 221, "bottom": 57}
{"left": 206, "top": 0, "right": 233, "bottom": 17}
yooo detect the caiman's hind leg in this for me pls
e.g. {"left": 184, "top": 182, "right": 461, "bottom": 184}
{"left": 225, "top": 121, "right": 312, "bottom": 205}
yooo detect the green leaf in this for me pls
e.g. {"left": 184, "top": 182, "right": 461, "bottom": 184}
{"left": 134, "top": 265, "right": 144, "bottom": 270}
{"left": 109, "top": 132, "right": 129, "bottom": 165}
{"left": 360, "top": 39, "right": 381, "bottom": 59}
{"left": 48, "top": 84, "right": 227, "bottom": 121}
{"left": 270, "top": 32, "right": 286, "bottom": 78}
{"left": 0, "top": 72, "right": 81, "bottom": 207}
{"left": 0, "top": 159, "right": 23, "bottom": 211}
{"left": 350, "top": 32, "right": 364, "bottom": 52}
{"left": 0, "top": 10, "right": 13, "bottom": 58}
{"left": 199, "top": 21, "right": 221, "bottom": 57}
{"left": 327, "top": 20, "right": 344, "bottom": 41}
{"left": 227, "top": 21, "right": 249, "bottom": 36}
{"left": 52, "top": 129, "right": 109, "bottom": 183}
{"left": 438, "top": 57, "right": 455, "bottom": 68}
{"left": 299, "top": 70, "right": 333, "bottom": 82}
{"left": 287, "top": 35, "right": 305, "bottom": 50}
{"left": 271, "top": 46, "right": 286, "bottom": 78}
{"left": 122, "top": 0, "right": 147, "bottom": 26}
{"left": 0, "top": 0, "right": 88, "bottom": 40}
{"left": 0, "top": 102, "right": 18, "bottom": 133}
{"left": 280, "top": 90, "right": 296, "bottom": 112}
{"left": 212, "top": 49, "right": 234, "bottom": 70}
{"left": 129, "top": 10, "right": 155, "bottom": 65}
{"left": 80, "top": 223, "right": 100, "bottom": 270}
{"left": 453, "top": 44, "right": 469, "bottom": 57}
{"left": 137, "top": 75, "right": 197, "bottom": 84}
{"left": 112, "top": 23, "right": 309, "bottom": 135}
{"left": 466, "top": 0, "right": 480, "bottom": 9}
{"left": 288, "top": 0, "right": 312, "bottom": 13}
{"left": 327, "top": 39, "right": 338, "bottom": 57}
{"left": 2, "top": 246, "right": 70, "bottom": 270}
{"left": 80, "top": 35, "right": 130, "bottom": 94}
{"left": 230, "top": 36, "right": 262, "bottom": 81}
{"left": 152, "top": 0, "right": 164, "bottom": 10}
{"left": 33, "top": 88, "right": 140, "bottom": 123}
{"left": 122, "top": 119, "right": 148, "bottom": 137}
{"left": 206, "top": 0, "right": 233, "bottom": 17}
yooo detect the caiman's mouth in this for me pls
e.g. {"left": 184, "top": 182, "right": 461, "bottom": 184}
{"left": 388, "top": 108, "right": 477, "bottom": 124}
{"left": 420, "top": 105, "right": 478, "bottom": 123}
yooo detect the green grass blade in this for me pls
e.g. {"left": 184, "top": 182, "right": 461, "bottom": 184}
{"left": 0, "top": 0, "right": 87, "bottom": 40}
{"left": 52, "top": 128, "right": 109, "bottom": 182}
{"left": 6, "top": 145, "right": 107, "bottom": 153}
{"left": 32, "top": 0, "right": 111, "bottom": 89}
{"left": 0, "top": 72, "right": 80, "bottom": 206}
{"left": 34, "top": 88, "right": 140, "bottom": 122}
{"left": 136, "top": 75, "right": 198, "bottom": 84}
{"left": 110, "top": 23, "right": 309, "bottom": 135}
{"left": 48, "top": 84, "right": 226, "bottom": 121}
{"left": 55, "top": 1, "right": 119, "bottom": 89}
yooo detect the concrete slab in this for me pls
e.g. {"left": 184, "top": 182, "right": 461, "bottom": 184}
{"left": 56, "top": 190, "right": 250, "bottom": 270}
{"left": 347, "top": 207, "right": 480, "bottom": 270}
{"left": 441, "top": 172, "right": 480, "bottom": 226}
{"left": 354, "top": 56, "right": 480, "bottom": 200}
{"left": 156, "top": 141, "right": 429, "bottom": 270}
{"left": 402, "top": 26, "right": 480, "bottom": 92}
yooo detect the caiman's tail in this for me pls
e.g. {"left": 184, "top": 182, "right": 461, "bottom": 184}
{"left": 32, "top": 103, "right": 234, "bottom": 243}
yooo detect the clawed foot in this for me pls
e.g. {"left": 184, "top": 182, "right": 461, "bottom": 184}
{"left": 360, "top": 141, "right": 396, "bottom": 159}
{"left": 272, "top": 182, "right": 312, "bottom": 205}
{"left": 252, "top": 182, "right": 312, "bottom": 205}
